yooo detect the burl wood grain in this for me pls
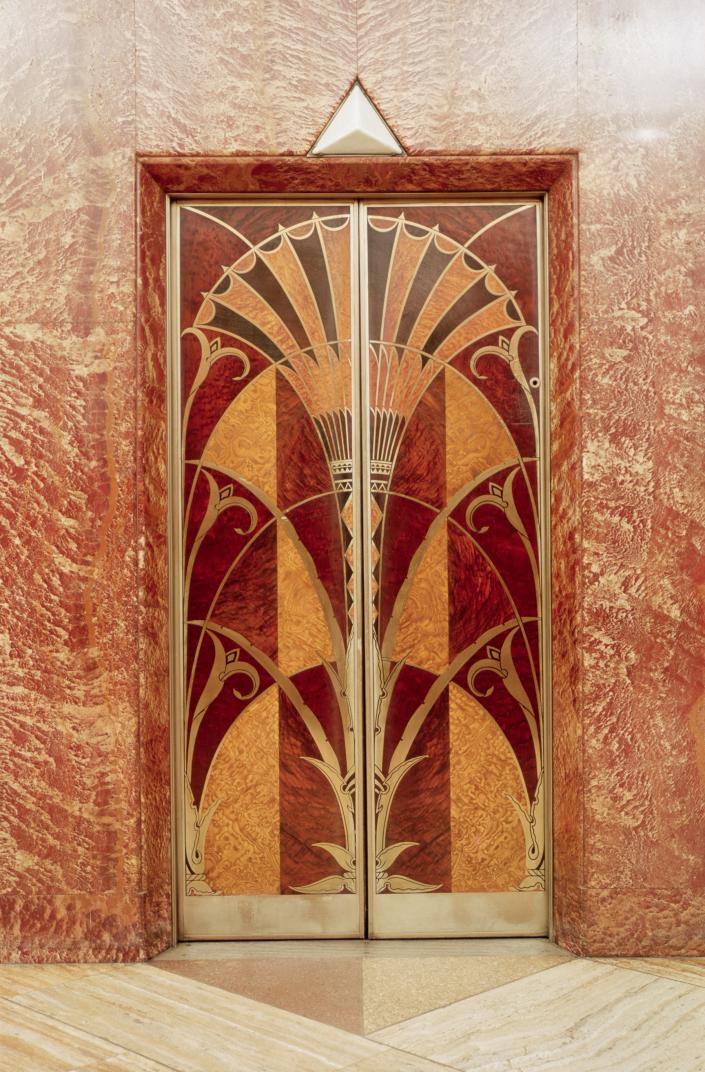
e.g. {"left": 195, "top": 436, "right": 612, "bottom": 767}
{"left": 4, "top": 0, "right": 702, "bottom": 958}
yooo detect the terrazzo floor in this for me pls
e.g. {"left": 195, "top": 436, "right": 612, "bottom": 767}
{"left": 0, "top": 940, "right": 704, "bottom": 1070}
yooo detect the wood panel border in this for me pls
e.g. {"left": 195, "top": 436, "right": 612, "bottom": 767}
{"left": 136, "top": 153, "right": 581, "bottom": 955}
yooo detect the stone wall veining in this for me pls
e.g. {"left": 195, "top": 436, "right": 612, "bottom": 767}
{"left": 1, "top": 0, "right": 703, "bottom": 959}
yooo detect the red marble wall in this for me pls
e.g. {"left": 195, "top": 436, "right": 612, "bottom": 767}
{"left": 0, "top": 2, "right": 143, "bottom": 961}
{"left": 1, "top": 0, "right": 703, "bottom": 960}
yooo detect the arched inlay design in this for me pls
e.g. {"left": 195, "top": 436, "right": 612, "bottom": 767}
{"left": 365, "top": 205, "right": 545, "bottom": 902}
{"left": 180, "top": 205, "right": 360, "bottom": 904}
{"left": 175, "top": 199, "right": 546, "bottom": 938}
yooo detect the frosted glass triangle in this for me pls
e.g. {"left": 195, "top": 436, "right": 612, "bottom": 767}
{"left": 311, "top": 84, "right": 403, "bottom": 156}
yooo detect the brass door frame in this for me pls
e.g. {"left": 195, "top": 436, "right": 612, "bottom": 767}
{"left": 167, "top": 194, "right": 552, "bottom": 941}
{"left": 358, "top": 200, "right": 550, "bottom": 938}
{"left": 168, "top": 199, "right": 367, "bottom": 939}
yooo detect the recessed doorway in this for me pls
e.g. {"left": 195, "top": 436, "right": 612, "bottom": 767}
{"left": 168, "top": 197, "right": 549, "bottom": 939}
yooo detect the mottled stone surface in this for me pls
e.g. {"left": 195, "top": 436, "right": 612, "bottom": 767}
{"left": 135, "top": 0, "right": 357, "bottom": 153}
{"left": 1, "top": 0, "right": 704, "bottom": 959}
{"left": 356, "top": 0, "right": 705, "bottom": 955}
{"left": 572, "top": 0, "right": 705, "bottom": 953}
{"left": 137, "top": 154, "right": 575, "bottom": 945}
{"left": 0, "top": 1, "right": 143, "bottom": 961}
{"left": 139, "top": 154, "right": 573, "bottom": 193}
{"left": 357, "top": 0, "right": 579, "bottom": 151}
{"left": 137, "top": 167, "right": 173, "bottom": 959}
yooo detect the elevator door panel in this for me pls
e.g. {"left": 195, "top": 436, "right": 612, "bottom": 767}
{"left": 172, "top": 198, "right": 548, "bottom": 940}
{"left": 363, "top": 203, "right": 546, "bottom": 936}
{"left": 175, "top": 203, "right": 364, "bottom": 938}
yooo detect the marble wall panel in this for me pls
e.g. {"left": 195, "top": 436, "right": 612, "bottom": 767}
{"left": 574, "top": 0, "right": 705, "bottom": 951}
{"left": 2, "top": 0, "right": 703, "bottom": 958}
{"left": 135, "top": 0, "right": 357, "bottom": 153}
{"left": 544, "top": 165, "right": 584, "bottom": 946}
{"left": 356, "top": 0, "right": 578, "bottom": 151}
{"left": 136, "top": 167, "right": 172, "bottom": 958}
{"left": 356, "top": 0, "right": 705, "bottom": 956}
{"left": 0, "top": 0, "right": 143, "bottom": 960}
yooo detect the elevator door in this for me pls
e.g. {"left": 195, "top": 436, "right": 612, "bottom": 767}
{"left": 171, "top": 199, "right": 547, "bottom": 940}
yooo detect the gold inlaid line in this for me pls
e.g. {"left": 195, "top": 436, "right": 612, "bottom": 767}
{"left": 168, "top": 195, "right": 549, "bottom": 939}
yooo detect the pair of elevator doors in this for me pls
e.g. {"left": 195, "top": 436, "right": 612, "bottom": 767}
{"left": 171, "top": 197, "right": 549, "bottom": 940}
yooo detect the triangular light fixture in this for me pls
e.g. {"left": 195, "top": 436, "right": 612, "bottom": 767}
{"left": 311, "top": 83, "right": 404, "bottom": 156}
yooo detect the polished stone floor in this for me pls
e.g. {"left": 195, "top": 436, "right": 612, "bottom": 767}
{"left": 0, "top": 940, "right": 704, "bottom": 1070}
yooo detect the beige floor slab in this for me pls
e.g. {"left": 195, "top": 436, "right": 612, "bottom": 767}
{"left": 0, "top": 997, "right": 124, "bottom": 1072}
{"left": 606, "top": 957, "right": 705, "bottom": 988}
{"left": 0, "top": 964, "right": 108, "bottom": 999}
{"left": 340, "top": 1052, "right": 456, "bottom": 1071}
{"left": 12, "top": 964, "right": 387, "bottom": 1072}
{"left": 78, "top": 1057, "right": 173, "bottom": 1072}
{"left": 361, "top": 953, "right": 570, "bottom": 1033}
{"left": 156, "top": 956, "right": 365, "bottom": 1033}
{"left": 3, "top": 954, "right": 704, "bottom": 1072}
{"left": 372, "top": 958, "right": 705, "bottom": 1071}
{"left": 153, "top": 948, "right": 569, "bottom": 1035}
{"left": 155, "top": 938, "right": 566, "bottom": 961}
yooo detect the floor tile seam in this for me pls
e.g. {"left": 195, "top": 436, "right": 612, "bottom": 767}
{"left": 364, "top": 957, "right": 577, "bottom": 1037}
{"left": 153, "top": 962, "right": 372, "bottom": 1037}
{"left": 359, "top": 997, "right": 705, "bottom": 1072}
{"left": 596, "top": 957, "right": 705, "bottom": 989}
{"left": 157, "top": 954, "right": 573, "bottom": 1037}
{"left": 363, "top": 969, "right": 705, "bottom": 1069}
{"left": 352, "top": 946, "right": 569, "bottom": 961}
{"left": 353, "top": 1037, "right": 467, "bottom": 1071}
{"left": 153, "top": 952, "right": 573, "bottom": 977}
{"left": 88, "top": 1048, "right": 179, "bottom": 1072}
{"left": 598, "top": 956, "right": 704, "bottom": 970}
{"left": 0, "top": 991, "right": 117, "bottom": 1035}
{"left": 154, "top": 951, "right": 365, "bottom": 964}
{"left": 113, "top": 963, "right": 380, "bottom": 1042}
{"left": 338, "top": 1042, "right": 465, "bottom": 1072}
{"left": 155, "top": 979, "right": 366, "bottom": 1038}
{"left": 6, "top": 985, "right": 368, "bottom": 1072}
{"left": 154, "top": 940, "right": 569, "bottom": 962}
{"left": 0, "top": 993, "right": 164, "bottom": 1069}
{"left": 356, "top": 950, "right": 574, "bottom": 965}
{"left": 0, "top": 990, "right": 146, "bottom": 1050}
{"left": 15, "top": 968, "right": 384, "bottom": 1063}
{"left": 0, "top": 965, "right": 110, "bottom": 1002}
